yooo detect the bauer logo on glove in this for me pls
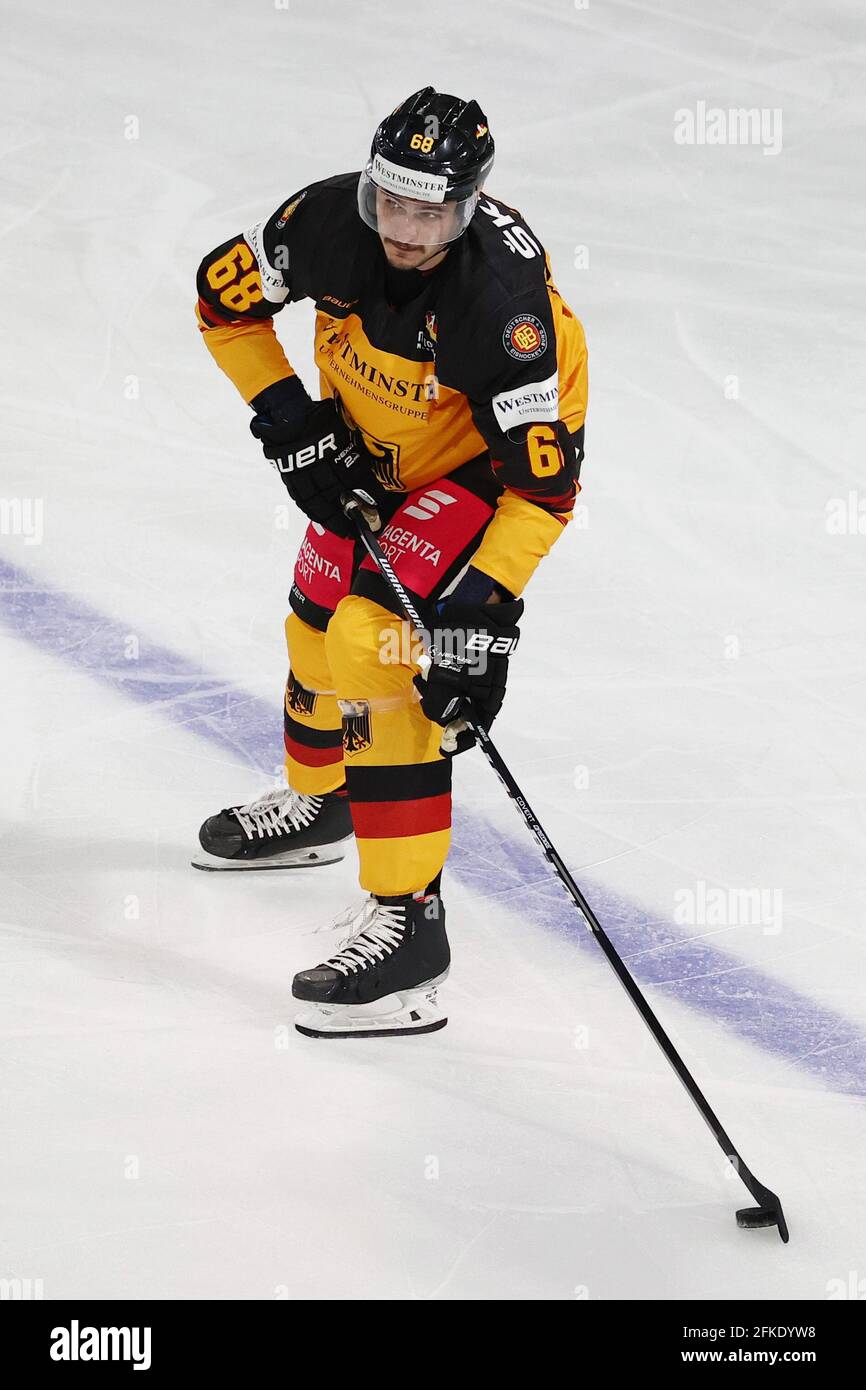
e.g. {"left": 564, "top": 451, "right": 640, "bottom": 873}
{"left": 250, "top": 395, "right": 387, "bottom": 538}
{"left": 270, "top": 430, "right": 342, "bottom": 474}
{"left": 464, "top": 631, "right": 520, "bottom": 657}
{"left": 414, "top": 597, "right": 525, "bottom": 753}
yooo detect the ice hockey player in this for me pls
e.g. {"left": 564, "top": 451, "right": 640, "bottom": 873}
{"left": 193, "top": 88, "right": 588, "bottom": 1037}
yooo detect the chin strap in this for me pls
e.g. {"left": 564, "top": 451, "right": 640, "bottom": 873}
{"left": 413, "top": 245, "right": 451, "bottom": 271}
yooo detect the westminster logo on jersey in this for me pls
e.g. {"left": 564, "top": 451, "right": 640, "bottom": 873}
{"left": 286, "top": 672, "right": 317, "bottom": 718}
{"left": 340, "top": 700, "right": 373, "bottom": 756}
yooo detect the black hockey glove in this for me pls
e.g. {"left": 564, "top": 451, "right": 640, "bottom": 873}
{"left": 250, "top": 375, "right": 313, "bottom": 440}
{"left": 250, "top": 382, "right": 384, "bottom": 538}
{"left": 414, "top": 597, "right": 524, "bottom": 753}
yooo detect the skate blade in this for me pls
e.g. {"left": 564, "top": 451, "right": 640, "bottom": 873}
{"left": 190, "top": 840, "right": 352, "bottom": 872}
{"left": 294, "top": 981, "right": 447, "bottom": 1040}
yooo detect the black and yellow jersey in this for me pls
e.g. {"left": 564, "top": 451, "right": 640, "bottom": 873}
{"left": 196, "top": 172, "right": 588, "bottom": 597}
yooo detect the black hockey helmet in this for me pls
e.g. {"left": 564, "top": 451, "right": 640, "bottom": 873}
{"left": 358, "top": 87, "right": 495, "bottom": 244}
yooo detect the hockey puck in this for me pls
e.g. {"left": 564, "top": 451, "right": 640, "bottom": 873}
{"left": 736, "top": 1204, "right": 790, "bottom": 1242}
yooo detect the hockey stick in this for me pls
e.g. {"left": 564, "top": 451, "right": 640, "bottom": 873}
{"left": 343, "top": 496, "right": 789, "bottom": 1243}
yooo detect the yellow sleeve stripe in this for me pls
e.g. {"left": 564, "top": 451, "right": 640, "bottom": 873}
{"left": 549, "top": 290, "right": 588, "bottom": 435}
{"left": 195, "top": 304, "right": 295, "bottom": 405}
{"left": 470, "top": 491, "right": 572, "bottom": 598}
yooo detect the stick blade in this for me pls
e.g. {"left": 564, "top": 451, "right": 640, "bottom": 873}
{"left": 736, "top": 1192, "right": 789, "bottom": 1243}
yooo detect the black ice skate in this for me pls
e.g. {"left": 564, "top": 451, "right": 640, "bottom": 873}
{"left": 192, "top": 784, "right": 353, "bottom": 871}
{"left": 293, "top": 893, "right": 450, "bottom": 1038}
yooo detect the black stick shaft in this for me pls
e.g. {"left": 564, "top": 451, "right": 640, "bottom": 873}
{"left": 346, "top": 500, "right": 787, "bottom": 1234}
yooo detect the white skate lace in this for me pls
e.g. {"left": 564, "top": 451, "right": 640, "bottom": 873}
{"left": 324, "top": 898, "right": 406, "bottom": 977}
{"left": 232, "top": 786, "right": 322, "bottom": 841}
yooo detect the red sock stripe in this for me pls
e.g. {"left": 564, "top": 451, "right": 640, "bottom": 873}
{"left": 350, "top": 793, "right": 452, "bottom": 840}
{"left": 283, "top": 732, "right": 344, "bottom": 767}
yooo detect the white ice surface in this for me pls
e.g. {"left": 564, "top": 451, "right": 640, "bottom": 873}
{"left": 1, "top": 0, "right": 865, "bottom": 1299}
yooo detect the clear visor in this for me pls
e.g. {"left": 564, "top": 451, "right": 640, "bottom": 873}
{"left": 358, "top": 166, "right": 478, "bottom": 246}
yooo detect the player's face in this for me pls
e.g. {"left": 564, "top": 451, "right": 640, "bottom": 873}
{"left": 376, "top": 190, "right": 458, "bottom": 268}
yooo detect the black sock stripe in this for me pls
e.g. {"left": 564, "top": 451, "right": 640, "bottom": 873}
{"left": 345, "top": 760, "right": 452, "bottom": 803}
{"left": 283, "top": 711, "right": 343, "bottom": 749}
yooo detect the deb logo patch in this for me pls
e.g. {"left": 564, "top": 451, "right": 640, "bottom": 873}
{"left": 503, "top": 313, "right": 547, "bottom": 361}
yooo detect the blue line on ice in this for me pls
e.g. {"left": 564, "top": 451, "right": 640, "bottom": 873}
{"left": 2, "top": 554, "right": 862, "bottom": 1095}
